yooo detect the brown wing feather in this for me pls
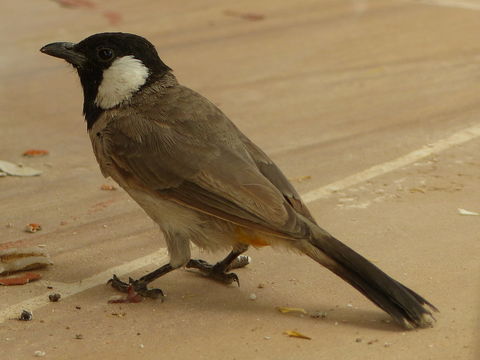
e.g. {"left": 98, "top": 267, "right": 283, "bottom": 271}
{"left": 239, "top": 135, "right": 317, "bottom": 224}
{"left": 101, "top": 84, "right": 313, "bottom": 239}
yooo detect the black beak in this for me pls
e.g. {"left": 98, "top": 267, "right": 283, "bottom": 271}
{"left": 40, "top": 42, "right": 86, "bottom": 67}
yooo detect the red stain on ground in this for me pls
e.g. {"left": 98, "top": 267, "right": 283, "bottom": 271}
{"left": 89, "top": 199, "right": 116, "bottom": 213}
{"left": 102, "top": 11, "right": 123, "bottom": 25}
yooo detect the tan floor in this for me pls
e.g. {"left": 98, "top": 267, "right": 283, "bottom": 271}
{"left": 1, "top": 0, "right": 479, "bottom": 359}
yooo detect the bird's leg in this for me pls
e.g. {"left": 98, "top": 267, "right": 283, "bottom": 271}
{"left": 186, "top": 245, "right": 250, "bottom": 286}
{"left": 108, "top": 263, "right": 175, "bottom": 299}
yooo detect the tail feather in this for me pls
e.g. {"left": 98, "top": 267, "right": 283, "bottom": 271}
{"left": 302, "top": 228, "right": 438, "bottom": 329}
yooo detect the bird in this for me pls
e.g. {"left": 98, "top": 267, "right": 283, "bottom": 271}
{"left": 40, "top": 32, "right": 437, "bottom": 329}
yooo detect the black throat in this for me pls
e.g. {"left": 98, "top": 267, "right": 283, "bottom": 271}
{"left": 79, "top": 67, "right": 104, "bottom": 130}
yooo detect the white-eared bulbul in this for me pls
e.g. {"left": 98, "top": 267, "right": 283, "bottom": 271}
{"left": 40, "top": 32, "right": 437, "bottom": 329}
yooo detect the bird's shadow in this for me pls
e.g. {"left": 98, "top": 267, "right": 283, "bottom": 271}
{"left": 151, "top": 268, "right": 408, "bottom": 333}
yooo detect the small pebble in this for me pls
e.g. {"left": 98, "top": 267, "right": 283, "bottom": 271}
{"left": 75, "top": 334, "right": 83, "bottom": 340}
{"left": 355, "top": 338, "right": 362, "bottom": 343}
{"left": 139, "top": 344, "right": 144, "bottom": 349}
{"left": 49, "top": 293, "right": 61, "bottom": 302}
{"left": 384, "top": 342, "right": 391, "bottom": 348}
{"left": 19, "top": 310, "right": 33, "bottom": 321}
{"left": 249, "top": 293, "right": 257, "bottom": 301}
{"left": 264, "top": 336, "right": 271, "bottom": 340}
{"left": 34, "top": 350, "right": 46, "bottom": 357}
{"left": 347, "top": 303, "right": 353, "bottom": 308}
{"left": 257, "top": 283, "right": 265, "bottom": 289}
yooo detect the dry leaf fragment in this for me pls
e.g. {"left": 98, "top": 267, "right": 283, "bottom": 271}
{"left": 277, "top": 307, "right": 307, "bottom": 315}
{"left": 22, "top": 149, "right": 49, "bottom": 157}
{"left": 100, "top": 184, "right": 116, "bottom": 191}
{"left": 0, "top": 160, "right": 42, "bottom": 176}
{"left": 283, "top": 330, "right": 311, "bottom": 340}
{"left": 457, "top": 208, "right": 479, "bottom": 216}
{"left": 0, "top": 272, "right": 42, "bottom": 286}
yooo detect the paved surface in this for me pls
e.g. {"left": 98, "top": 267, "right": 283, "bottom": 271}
{"left": 1, "top": 0, "right": 479, "bottom": 359}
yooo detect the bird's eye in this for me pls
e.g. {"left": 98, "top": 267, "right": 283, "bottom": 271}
{"left": 97, "top": 48, "right": 114, "bottom": 61}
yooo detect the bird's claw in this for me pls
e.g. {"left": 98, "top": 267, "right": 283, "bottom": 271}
{"left": 107, "top": 274, "right": 164, "bottom": 299}
{"left": 186, "top": 259, "right": 240, "bottom": 286}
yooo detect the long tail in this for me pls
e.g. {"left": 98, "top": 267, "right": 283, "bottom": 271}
{"left": 298, "top": 226, "right": 438, "bottom": 329}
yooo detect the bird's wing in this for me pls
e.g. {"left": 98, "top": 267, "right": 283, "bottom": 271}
{"left": 238, "top": 134, "right": 317, "bottom": 224}
{"left": 101, "top": 87, "right": 311, "bottom": 239}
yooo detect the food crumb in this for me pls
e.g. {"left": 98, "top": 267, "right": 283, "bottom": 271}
{"left": 100, "top": 184, "right": 116, "bottom": 191}
{"left": 34, "top": 350, "right": 46, "bottom": 357}
{"left": 25, "top": 223, "right": 42, "bottom": 233}
{"left": 249, "top": 293, "right": 257, "bottom": 300}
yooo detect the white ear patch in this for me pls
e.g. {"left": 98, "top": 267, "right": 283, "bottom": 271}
{"left": 95, "top": 55, "right": 149, "bottom": 109}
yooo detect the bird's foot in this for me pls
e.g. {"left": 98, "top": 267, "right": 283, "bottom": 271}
{"left": 186, "top": 256, "right": 250, "bottom": 286}
{"left": 107, "top": 274, "right": 164, "bottom": 299}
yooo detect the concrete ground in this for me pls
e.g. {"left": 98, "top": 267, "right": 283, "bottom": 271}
{"left": 1, "top": 0, "right": 479, "bottom": 359}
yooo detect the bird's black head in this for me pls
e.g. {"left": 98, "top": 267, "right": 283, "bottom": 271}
{"left": 40, "top": 32, "right": 171, "bottom": 128}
